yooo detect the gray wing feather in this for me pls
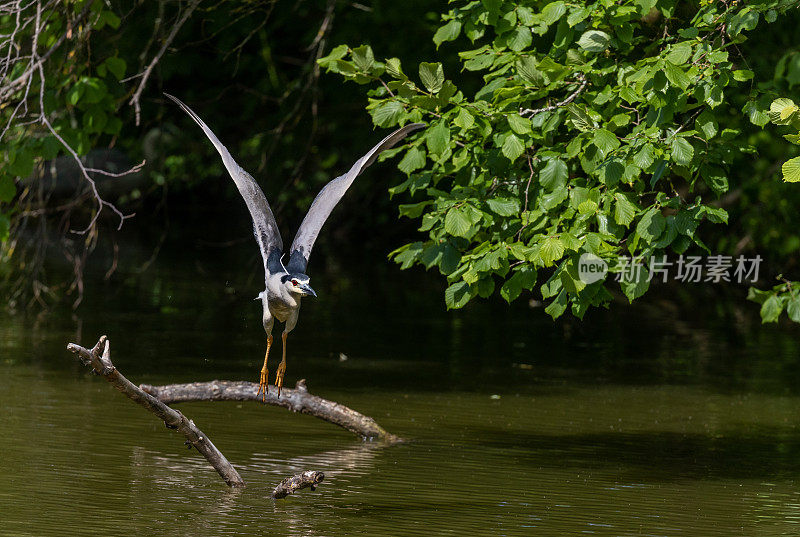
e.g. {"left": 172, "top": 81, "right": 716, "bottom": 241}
{"left": 165, "top": 94, "right": 283, "bottom": 276}
{"left": 286, "top": 123, "right": 425, "bottom": 273}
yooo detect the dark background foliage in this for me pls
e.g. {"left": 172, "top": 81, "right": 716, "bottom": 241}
{"left": 1, "top": 0, "right": 800, "bottom": 318}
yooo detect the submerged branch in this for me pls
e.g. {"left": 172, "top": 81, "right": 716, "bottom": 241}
{"left": 272, "top": 470, "right": 325, "bottom": 499}
{"left": 66, "top": 336, "right": 246, "bottom": 488}
{"left": 141, "top": 379, "right": 401, "bottom": 443}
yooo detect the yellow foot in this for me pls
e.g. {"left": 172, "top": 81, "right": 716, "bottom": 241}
{"left": 257, "top": 366, "right": 269, "bottom": 401}
{"left": 257, "top": 336, "right": 273, "bottom": 401}
{"left": 275, "top": 359, "right": 286, "bottom": 397}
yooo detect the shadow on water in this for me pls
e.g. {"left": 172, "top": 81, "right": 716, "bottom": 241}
{"left": 4, "top": 231, "right": 800, "bottom": 535}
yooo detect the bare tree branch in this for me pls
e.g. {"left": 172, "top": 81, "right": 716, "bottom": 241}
{"left": 0, "top": 0, "right": 91, "bottom": 108}
{"left": 67, "top": 336, "right": 246, "bottom": 488}
{"left": 519, "top": 74, "right": 588, "bottom": 118}
{"left": 141, "top": 379, "right": 401, "bottom": 443}
{"left": 129, "top": 0, "right": 200, "bottom": 126}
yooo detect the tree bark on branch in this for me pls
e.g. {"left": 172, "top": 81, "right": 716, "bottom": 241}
{"left": 141, "top": 379, "right": 401, "bottom": 443}
{"left": 272, "top": 470, "right": 325, "bottom": 499}
{"left": 67, "top": 336, "right": 246, "bottom": 487}
{"left": 67, "top": 336, "right": 401, "bottom": 489}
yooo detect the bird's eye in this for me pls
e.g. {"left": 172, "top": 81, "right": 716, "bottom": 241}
{"left": 291, "top": 279, "right": 298, "bottom": 286}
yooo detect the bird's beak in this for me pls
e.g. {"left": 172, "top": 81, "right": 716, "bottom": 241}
{"left": 299, "top": 284, "right": 317, "bottom": 298}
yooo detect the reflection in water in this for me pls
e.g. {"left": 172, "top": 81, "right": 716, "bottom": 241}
{"left": 3, "top": 249, "right": 800, "bottom": 535}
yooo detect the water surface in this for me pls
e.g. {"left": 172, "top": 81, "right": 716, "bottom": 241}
{"left": 2, "top": 245, "right": 800, "bottom": 536}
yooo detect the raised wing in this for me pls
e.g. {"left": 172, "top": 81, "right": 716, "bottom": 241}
{"left": 286, "top": 123, "right": 425, "bottom": 273}
{"left": 165, "top": 94, "right": 284, "bottom": 276}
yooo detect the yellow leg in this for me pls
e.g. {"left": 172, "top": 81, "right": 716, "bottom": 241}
{"left": 257, "top": 335, "right": 273, "bottom": 401}
{"left": 275, "top": 332, "right": 288, "bottom": 397}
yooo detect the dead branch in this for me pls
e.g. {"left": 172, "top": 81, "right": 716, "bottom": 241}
{"left": 272, "top": 470, "right": 324, "bottom": 499}
{"left": 519, "top": 74, "right": 588, "bottom": 118}
{"left": 129, "top": 0, "right": 200, "bottom": 126}
{"left": 66, "top": 336, "right": 246, "bottom": 488}
{"left": 141, "top": 379, "right": 401, "bottom": 443}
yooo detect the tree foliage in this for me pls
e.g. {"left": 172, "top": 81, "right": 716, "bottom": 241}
{"left": 319, "top": 0, "right": 800, "bottom": 319}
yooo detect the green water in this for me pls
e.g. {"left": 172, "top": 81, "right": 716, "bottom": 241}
{"left": 3, "top": 246, "right": 800, "bottom": 535}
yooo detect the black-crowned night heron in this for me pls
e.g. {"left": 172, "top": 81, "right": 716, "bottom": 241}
{"left": 166, "top": 94, "right": 423, "bottom": 397}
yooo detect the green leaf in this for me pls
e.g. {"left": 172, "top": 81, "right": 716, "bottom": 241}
{"left": 7, "top": 149, "right": 33, "bottom": 177}
{"left": 747, "top": 286, "right": 772, "bottom": 305}
{"left": 385, "top": 58, "right": 406, "bottom": 79}
{"left": 620, "top": 263, "right": 650, "bottom": 302}
{"left": 463, "top": 52, "right": 494, "bottom": 71}
{"left": 0, "top": 213, "right": 9, "bottom": 242}
{"left": 567, "top": 104, "right": 594, "bottom": 131}
{"left": 319, "top": 44, "right": 348, "bottom": 66}
{"left": 733, "top": 69, "right": 754, "bottom": 81}
{"left": 433, "top": 20, "right": 462, "bottom": 47}
{"left": 454, "top": 108, "right": 475, "bottom": 130}
{"left": 592, "top": 129, "right": 619, "bottom": 155}
{"left": 516, "top": 57, "right": 546, "bottom": 87}
{"left": 544, "top": 290, "right": 568, "bottom": 319}
{"left": 671, "top": 137, "right": 694, "bottom": 166}
{"left": 542, "top": 1, "right": 567, "bottom": 25}
{"left": 703, "top": 205, "right": 728, "bottom": 224}
{"left": 787, "top": 294, "right": 800, "bottom": 323}
{"left": 398, "top": 146, "right": 426, "bottom": 174}
{"left": 728, "top": 9, "right": 759, "bottom": 36}
{"left": 445, "top": 206, "right": 474, "bottom": 238}
{"left": 703, "top": 166, "right": 729, "bottom": 194}
{"left": 507, "top": 114, "right": 532, "bottom": 135}
{"left": 577, "top": 200, "right": 598, "bottom": 215}
{"left": 567, "top": 6, "right": 590, "bottom": 27}
{"left": 500, "top": 266, "right": 537, "bottom": 303}
{"left": 398, "top": 201, "right": 431, "bottom": 219}
{"left": 501, "top": 133, "right": 525, "bottom": 162}
{"left": 352, "top": 45, "right": 375, "bottom": 72}
{"left": 517, "top": 6, "right": 535, "bottom": 25}
{"left": 391, "top": 242, "right": 423, "bottom": 269}
{"left": 636, "top": 207, "right": 666, "bottom": 242}
{"left": 664, "top": 62, "right": 691, "bottom": 89}
{"left": 782, "top": 156, "right": 800, "bottom": 183}
{"left": 486, "top": 197, "right": 520, "bottom": 216}
{"left": 650, "top": 160, "right": 667, "bottom": 186}
{"left": 541, "top": 185, "right": 568, "bottom": 210}
{"left": 419, "top": 62, "right": 445, "bottom": 93}
{"left": 770, "top": 98, "right": 798, "bottom": 125}
{"left": 784, "top": 134, "right": 800, "bottom": 146}
{"left": 760, "top": 294, "right": 784, "bottom": 324}
{"left": 445, "top": 280, "right": 473, "bottom": 309}
{"left": 103, "top": 57, "right": 126, "bottom": 80}
{"left": 666, "top": 43, "right": 692, "bottom": 65}
{"left": 744, "top": 100, "right": 770, "bottom": 127}
{"left": 67, "top": 83, "right": 85, "bottom": 106}
{"left": 696, "top": 111, "right": 718, "bottom": 139}
{"left": 539, "top": 158, "right": 568, "bottom": 190}
{"left": 614, "top": 193, "right": 637, "bottom": 226}
{"left": 440, "top": 244, "right": 461, "bottom": 274}
{"left": 539, "top": 236, "right": 565, "bottom": 266}
{"left": 506, "top": 26, "right": 533, "bottom": 52}
{"left": 633, "top": 144, "right": 655, "bottom": 169}
{"left": 577, "top": 30, "right": 610, "bottom": 53}
{"left": 370, "top": 100, "right": 406, "bottom": 127}
{"left": 98, "top": 10, "right": 121, "bottom": 29}
{"left": 426, "top": 121, "right": 451, "bottom": 156}
{"left": 0, "top": 175, "right": 16, "bottom": 202}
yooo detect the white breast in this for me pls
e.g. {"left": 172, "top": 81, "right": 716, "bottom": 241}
{"left": 265, "top": 273, "right": 299, "bottom": 322}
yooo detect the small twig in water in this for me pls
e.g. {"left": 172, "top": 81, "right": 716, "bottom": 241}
{"left": 272, "top": 470, "right": 325, "bottom": 499}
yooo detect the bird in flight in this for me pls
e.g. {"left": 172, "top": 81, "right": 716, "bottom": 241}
{"left": 166, "top": 94, "right": 424, "bottom": 397}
